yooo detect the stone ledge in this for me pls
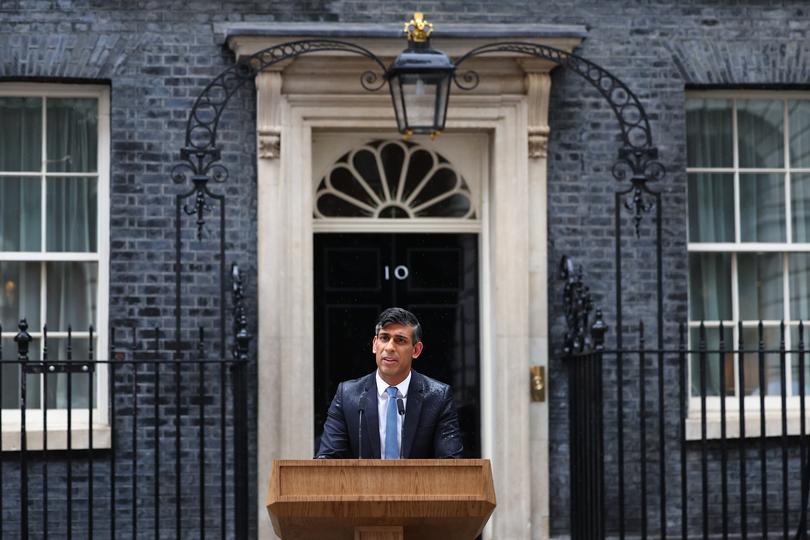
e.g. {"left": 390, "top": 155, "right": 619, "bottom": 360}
{"left": 1, "top": 424, "right": 112, "bottom": 451}
{"left": 685, "top": 410, "right": 810, "bottom": 440}
{"left": 214, "top": 21, "right": 589, "bottom": 45}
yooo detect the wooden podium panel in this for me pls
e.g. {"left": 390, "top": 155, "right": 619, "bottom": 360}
{"left": 266, "top": 459, "right": 496, "bottom": 540}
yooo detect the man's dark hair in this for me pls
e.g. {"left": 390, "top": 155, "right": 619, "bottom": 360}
{"left": 374, "top": 307, "right": 422, "bottom": 344}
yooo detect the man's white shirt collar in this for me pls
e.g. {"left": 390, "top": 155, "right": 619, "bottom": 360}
{"left": 375, "top": 370, "right": 411, "bottom": 398}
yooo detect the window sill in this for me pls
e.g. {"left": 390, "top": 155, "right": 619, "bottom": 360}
{"left": 685, "top": 411, "right": 810, "bottom": 441}
{"left": 1, "top": 424, "right": 112, "bottom": 451}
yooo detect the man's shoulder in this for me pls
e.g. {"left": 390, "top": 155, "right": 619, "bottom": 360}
{"left": 338, "top": 371, "right": 376, "bottom": 393}
{"left": 410, "top": 370, "right": 451, "bottom": 394}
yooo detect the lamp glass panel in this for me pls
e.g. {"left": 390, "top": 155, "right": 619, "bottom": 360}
{"left": 434, "top": 76, "right": 451, "bottom": 129}
{"left": 400, "top": 73, "right": 443, "bottom": 132}
{"left": 389, "top": 77, "right": 407, "bottom": 133}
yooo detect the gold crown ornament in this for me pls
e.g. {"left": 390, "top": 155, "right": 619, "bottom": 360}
{"left": 403, "top": 12, "right": 433, "bottom": 43}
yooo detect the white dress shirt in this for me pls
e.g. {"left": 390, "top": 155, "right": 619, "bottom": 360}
{"left": 375, "top": 370, "right": 411, "bottom": 458}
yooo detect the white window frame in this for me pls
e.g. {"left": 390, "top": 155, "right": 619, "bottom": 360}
{"left": 686, "top": 90, "right": 810, "bottom": 439}
{"left": 0, "top": 83, "right": 110, "bottom": 450}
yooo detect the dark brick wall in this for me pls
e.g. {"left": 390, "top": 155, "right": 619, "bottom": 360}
{"left": 2, "top": 0, "right": 810, "bottom": 537}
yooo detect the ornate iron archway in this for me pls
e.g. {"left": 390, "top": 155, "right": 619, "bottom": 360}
{"left": 171, "top": 37, "right": 664, "bottom": 235}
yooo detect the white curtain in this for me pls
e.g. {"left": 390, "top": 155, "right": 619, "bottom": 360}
{"left": 740, "top": 173, "right": 785, "bottom": 242}
{"left": 46, "top": 98, "right": 98, "bottom": 409}
{"left": 738, "top": 100, "right": 784, "bottom": 168}
{"left": 686, "top": 98, "right": 733, "bottom": 168}
{"left": 688, "top": 173, "right": 734, "bottom": 242}
{"left": 794, "top": 173, "right": 810, "bottom": 243}
{"left": 790, "top": 100, "right": 810, "bottom": 167}
{"left": 688, "top": 254, "right": 731, "bottom": 397}
{"left": 738, "top": 253, "right": 783, "bottom": 320}
{"left": 0, "top": 97, "right": 41, "bottom": 252}
{"left": 1, "top": 97, "right": 98, "bottom": 409}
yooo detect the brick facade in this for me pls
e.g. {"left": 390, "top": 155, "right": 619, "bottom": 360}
{"left": 2, "top": 0, "right": 810, "bottom": 537}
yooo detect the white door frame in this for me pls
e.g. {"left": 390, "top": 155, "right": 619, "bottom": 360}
{"left": 235, "top": 33, "right": 578, "bottom": 538}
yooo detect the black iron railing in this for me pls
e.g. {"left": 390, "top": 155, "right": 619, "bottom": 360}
{"left": 561, "top": 255, "right": 810, "bottom": 539}
{"left": 564, "top": 316, "right": 810, "bottom": 539}
{"left": 0, "top": 321, "right": 248, "bottom": 539}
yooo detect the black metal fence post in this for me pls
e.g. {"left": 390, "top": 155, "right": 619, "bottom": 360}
{"left": 561, "top": 258, "right": 607, "bottom": 540}
{"left": 14, "top": 319, "right": 32, "bottom": 540}
{"left": 231, "top": 263, "right": 252, "bottom": 539}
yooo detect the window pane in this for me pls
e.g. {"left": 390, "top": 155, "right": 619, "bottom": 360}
{"left": 689, "top": 327, "right": 735, "bottom": 397}
{"left": 688, "top": 173, "right": 734, "bottom": 242}
{"left": 0, "top": 177, "right": 41, "bottom": 251}
{"left": 789, "top": 100, "right": 810, "bottom": 168}
{"left": 1, "top": 337, "right": 41, "bottom": 409}
{"left": 45, "top": 338, "right": 95, "bottom": 409}
{"left": 738, "top": 99, "right": 784, "bottom": 168}
{"left": 740, "top": 173, "right": 785, "bottom": 242}
{"left": 791, "top": 326, "right": 810, "bottom": 396}
{"left": 689, "top": 253, "right": 732, "bottom": 320}
{"left": 790, "top": 253, "right": 810, "bottom": 320}
{"left": 740, "top": 326, "right": 782, "bottom": 396}
{"left": 793, "top": 173, "right": 810, "bottom": 242}
{"left": 738, "top": 253, "right": 783, "bottom": 320}
{"left": 46, "top": 98, "right": 97, "bottom": 173}
{"left": 0, "top": 97, "right": 41, "bottom": 172}
{"left": 46, "top": 262, "right": 97, "bottom": 331}
{"left": 46, "top": 177, "right": 97, "bottom": 252}
{"left": 686, "top": 98, "right": 733, "bottom": 167}
{"left": 0, "top": 262, "right": 41, "bottom": 330}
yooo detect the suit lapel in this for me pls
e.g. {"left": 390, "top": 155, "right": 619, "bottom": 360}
{"left": 401, "top": 371, "right": 424, "bottom": 458}
{"left": 363, "top": 375, "right": 381, "bottom": 458}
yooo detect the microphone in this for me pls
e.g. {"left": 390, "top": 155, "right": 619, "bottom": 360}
{"left": 396, "top": 397, "right": 406, "bottom": 458}
{"left": 358, "top": 394, "right": 367, "bottom": 459}
{"left": 397, "top": 397, "right": 405, "bottom": 416}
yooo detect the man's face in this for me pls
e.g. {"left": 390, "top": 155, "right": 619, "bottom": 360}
{"left": 372, "top": 322, "right": 423, "bottom": 386}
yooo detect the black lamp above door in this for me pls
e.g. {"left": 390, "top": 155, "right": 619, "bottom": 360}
{"left": 386, "top": 13, "right": 455, "bottom": 138}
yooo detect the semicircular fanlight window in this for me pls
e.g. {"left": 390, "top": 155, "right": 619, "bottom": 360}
{"left": 315, "top": 140, "right": 475, "bottom": 219}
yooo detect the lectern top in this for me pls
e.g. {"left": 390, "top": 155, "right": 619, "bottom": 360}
{"left": 266, "top": 459, "right": 497, "bottom": 540}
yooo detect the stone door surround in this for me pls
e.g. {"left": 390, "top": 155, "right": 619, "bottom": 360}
{"left": 219, "top": 21, "right": 585, "bottom": 540}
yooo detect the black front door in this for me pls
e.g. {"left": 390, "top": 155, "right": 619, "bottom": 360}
{"left": 314, "top": 232, "right": 481, "bottom": 457}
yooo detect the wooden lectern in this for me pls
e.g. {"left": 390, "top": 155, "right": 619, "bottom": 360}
{"left": 266, "top": 459, "right": 496, "bottom": 540}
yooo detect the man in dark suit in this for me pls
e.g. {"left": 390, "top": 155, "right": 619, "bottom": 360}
{"left": 316, "top": 307, "right": 464, "bottom": 459}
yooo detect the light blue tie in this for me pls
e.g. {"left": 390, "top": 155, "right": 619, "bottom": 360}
{"left": 384, "top": 386, "right": 399, "bottom": 459}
